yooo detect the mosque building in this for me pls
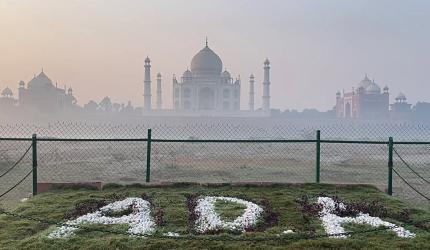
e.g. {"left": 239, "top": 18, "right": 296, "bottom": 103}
{"left": 143, "top": 40, "right": 271, "bottom": 116}
{"left": 16, "top": 70, "right": 77, "bottom": 112}
{"left": 335, "top": 75, "right": 390, "bottom": 119}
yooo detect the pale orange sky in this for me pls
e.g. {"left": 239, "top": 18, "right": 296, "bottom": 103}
{"left": 1, "top": 0, "right": 429, "bottom": 110}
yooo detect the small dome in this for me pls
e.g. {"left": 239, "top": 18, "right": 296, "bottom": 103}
{"left": 1, "top": 87, "right": 13, "bottom": 97}
{"left": 396, "top": 92, "right": 406, "bottom": 100}
{"left": 19, "top": 80, "right": 25, "bottom": 87}
{"left": 145, "top": 57, "right": 151, "bottom": 63}
{"left": 365, "top": 81, "right": 381, "bottom": 93}
{"left": 182, "top": 69, "right": 192, "bottom": 79}
{"left": 250, "top": 74, "right": 255, "bottom": 79}
{"left": 190, "top": 45, "right": 222, "bottom": 76}
{"left": 222, "top": 70, "right": 231, "bottom": 79}
{"left": 357, "top": 74, "right": 372, "bottom": 89}
{"left": 157, "top": 73, "right": 161, "bottom": 78}
{"left": 264, "top": 58, "right": 270, "bottom": 65}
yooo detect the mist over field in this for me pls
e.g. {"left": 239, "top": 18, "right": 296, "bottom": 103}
{"left": 1, "top": 0, "right": 429, "bottom": 114}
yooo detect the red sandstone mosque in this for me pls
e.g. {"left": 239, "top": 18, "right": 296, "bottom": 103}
{"left": 335, "top": 75, "right": 390, "bottom": 119}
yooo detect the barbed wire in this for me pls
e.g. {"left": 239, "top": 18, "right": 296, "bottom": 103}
{"left": 0, "top": 144, "right": 32, "bottom": 179}
{"left": 393, "top": 148, "right": 430, "bottom": 185}
{"left": 0, "top": 169, "right": 32, "bottom": 199}
{"left": 393, "top": 168, "right": 430, "bottom": 202}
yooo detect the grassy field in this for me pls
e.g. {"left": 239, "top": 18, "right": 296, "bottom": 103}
{"left": 0, "top": 183, "right": 429, "bottom": 249}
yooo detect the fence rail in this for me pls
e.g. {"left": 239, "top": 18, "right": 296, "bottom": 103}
{"left": 1, "top": 128, "right": 429, "bottom": 208}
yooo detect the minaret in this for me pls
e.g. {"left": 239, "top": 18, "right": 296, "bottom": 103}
{"left": 262, "top": 58, "right": 271, "bottom": 113}
{"left": 249, "top": 74, "right": 255, "bottom": 111}
{"left": 144, "top": 57, "right": 152, "bottom": 111}
{"left": 156, "top": 73, "right": 162, "bottom": 110}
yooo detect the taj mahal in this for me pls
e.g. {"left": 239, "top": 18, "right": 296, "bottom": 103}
{"left": 0, "top": 40, "right": 417, "bottom": 121}
{"left": 142, "top": 40, "right": 272, "bottom": 116}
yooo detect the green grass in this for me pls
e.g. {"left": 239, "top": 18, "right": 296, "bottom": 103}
{"left": 0, "top": 183, "right": 429, "bottom": 250}
{"left": 214, "top": 199, "right": 247, "bottom": 221}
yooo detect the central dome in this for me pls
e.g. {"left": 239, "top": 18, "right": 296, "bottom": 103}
{"left": 190, "top": 45, "right": 223, "bottom": 75}
{"left": 28, "top": 71, "right": 54, "bottom": 89}
{"left": 357, "top": 74, "right": 372, "bottom": 89}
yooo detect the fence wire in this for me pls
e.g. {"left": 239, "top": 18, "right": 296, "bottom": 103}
{"left": 38, "top": 141, "right": 147, "bottom": 184}
{"left": 393, "top": 144, "right": 430, "bottom": 205}
{"left": 0, "top": 140, "right": 32, "bottom": 209}
{"left": 3, "top": 122, "right": 430, "bottom": 140}
{"left": 151, "top": 141, "right": 315, "bottom": 183}
{"left": 1, "top": 122, "right": 430, "bottom": 208}
{"left": 320, "top": 143, "right": 388, "bottom": 190}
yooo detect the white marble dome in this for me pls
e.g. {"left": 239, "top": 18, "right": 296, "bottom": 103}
{"left": 190, "top": 45, "right": 223, "bottom": 76}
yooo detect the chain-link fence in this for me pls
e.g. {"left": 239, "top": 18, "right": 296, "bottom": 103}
{"left": 1, "top": 122, "right": 429, "bottom": 208}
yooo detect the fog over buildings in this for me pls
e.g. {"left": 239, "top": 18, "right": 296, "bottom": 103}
{"left": 1, "top": 0, "right": 430, "bottom": 122}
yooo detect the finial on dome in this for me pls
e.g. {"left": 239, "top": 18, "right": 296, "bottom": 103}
{"left": 205, "top": 37, "right": 208, "bottom": 47}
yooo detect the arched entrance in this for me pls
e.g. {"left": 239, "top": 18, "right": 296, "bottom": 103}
{"left": 345, "top": 102, "right": 351, "bottom": 118}
{"left": 199, "top": 87, "right": 215, "bottom": 110}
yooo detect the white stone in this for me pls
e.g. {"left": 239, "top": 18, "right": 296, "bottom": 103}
{"left": 317, "top": 197, "right": 415, "bottom": 239}
{"left": 48, "top": 197, "right": 155, "bottom": 238}
{"left": 282, "top": 229, "right": 294, "bottom": 234}
{"left": 194, "top": 196, "right": 263, "bottom": 233}
{"left": 163, "top": 232, "right": 180, "bottom": 237}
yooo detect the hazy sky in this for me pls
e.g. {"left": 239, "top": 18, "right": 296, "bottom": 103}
{"left": 0, "top": 0, "right": 429, "bottom": 111}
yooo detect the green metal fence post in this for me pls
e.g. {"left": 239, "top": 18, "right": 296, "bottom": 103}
{"left": 32, "top": 134, "right": 38, "bottom": 196}
{"left": 387, "top": 137, "right": 393, "bottom": 196}
{"left": 146, "top": 129, "right": 152, "bottom": 182}
{"left": 316, "top": 130, "right": 321, "bottom": 183}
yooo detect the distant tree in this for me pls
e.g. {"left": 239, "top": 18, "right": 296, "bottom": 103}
{"left": 84, "top": 100, "right": 98, "bottom": 112}
{"left": 112, "top": 103, "right": 121, "bottom": 112}
{"left": 414, "top": 102, "right": 430, "bottom": 123}
{"left": 99, "top": 97, "right": 112, "bottom": 112}
{"left": 134, "top": 107, "right": 143, "bottom": 115}
{"left": 121, "top": 101, "right": 134, "bottom": 114}
{"left": 282, "top": 108, "right": 335, "bottom": 119}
